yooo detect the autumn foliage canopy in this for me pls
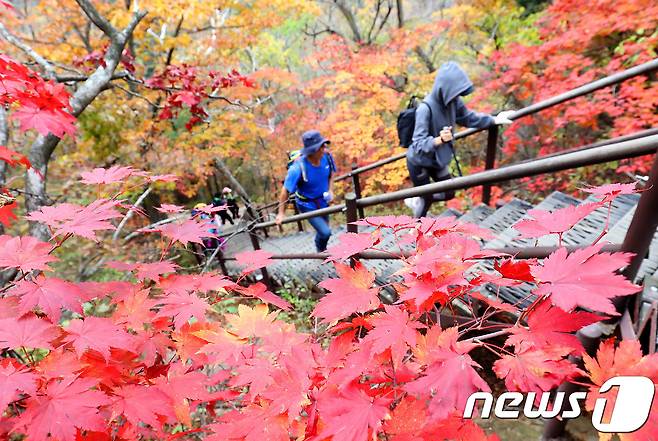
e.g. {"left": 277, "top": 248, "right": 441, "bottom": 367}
{"left": 0, "top": 48, "right": 657, "bottom": 440}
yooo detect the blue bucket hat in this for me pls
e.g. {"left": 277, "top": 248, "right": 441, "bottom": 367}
{"left": 300, "top": 130, "right": 330, "bottom": 156}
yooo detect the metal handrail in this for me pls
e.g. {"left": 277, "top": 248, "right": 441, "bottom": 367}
{"left": 332, "top": 58, "right": 658, "bottom": 181}
{"left": 357, "top": 134, "right": 658, "bottom": 207}
{"left": 217, "top": 243, "right": 622, "bottom": 261}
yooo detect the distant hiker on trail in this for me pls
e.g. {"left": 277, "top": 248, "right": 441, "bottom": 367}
{"left": 223, "top": 187, "right": 239, "bottom": 220}
{"left": 191, "top": 203, "right": 222, "bottom": 261}
{"left": 275, "top": 130, "right": 336, "bottom": 252}
{"left": 212, "top": 192, "right": 234, "bottom": 225}
{"left": 405, "top": 62, "right": 515, "bottom": 217}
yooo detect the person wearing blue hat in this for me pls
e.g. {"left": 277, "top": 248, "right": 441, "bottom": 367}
{"left": 275, "top": 130, "right": 337, "bottom": 252}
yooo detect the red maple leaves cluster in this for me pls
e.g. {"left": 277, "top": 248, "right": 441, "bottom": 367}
{"left": 0, "top": 160, "right": 655, "bottom": 440}
{"left": 0, "top": 55, "right": 76, "bottom": 138}
{"left": 144, "top": 65, "right": 254, "bottom": 129}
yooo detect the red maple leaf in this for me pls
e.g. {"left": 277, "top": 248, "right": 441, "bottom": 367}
{"left": 506, "top": 299, "right": 602, "bottom": 354}
{"left": 110, "top": 384, "right": 173, "bottom": 429}
{"left": 27, "top": 199, "right": 122, "bottom": 241}
{"left": 494, "top": 259, "right": 534, "bottom": 283}
{"left": 312, "top": 262, "right": 380, "bottom": 324}
{"left": 156, "top": 218, "right": 214, "bottom": 246}
{"left": 356, "top": 215, "right": 415, "bottom": 229}
{"left": 157, "top": 272, "right": 235, "bottom": 295}
{"left": 236, "top": 282, "right": 291, "bottom": 310}
{"left": 207, "top": 404, "right": 291, "bottom": 441}
{"left": 153, "top": 364, "right": 212, "bottom": 425}
{"left": 112, "top": 287, "right": 157, "bottom": 330}
{"left": 582, "top": 339, "right": 658, "bottom": 440}
{"left": 0, "top": 200, "right": 17, "bottom": 227}
{"left": 0, "top": 314, "right": 59, "bottom": 350}
{"left": 493, "top": 346, "right": 580, "bottom": 393}
{"left": 0, "top": 235, "right": 57, "bottom": 272}
{"left": 383, "top": 396, "right": 428, "bottom": 439}
{"left": 62, "top": 316, "right": 134, "bottom": 359}
{"left": 0, "top": 358, "right": 37, "bottom": 414}
{"left": 316, "top": 384, "right": 391, "bottom": 441}
{"left": 532, "top": 244, "right": 638, "bottom": 314}
{"left": 80, "top": 166, "right": 135, "bottom": 185}
{"left": 582, "top": 182, "right": 637, "bottom": 203}
{"left": 155, "top": 290, "right": 210, "bottom": 328}
{"left": 156, "top": 203, "right": 184, "bottom": 214}
{"left": 17, "top": 376, "right": 111, "bottom": 441}
{"left": 107, "top": 260, "right": 178, "bottom": 281}
{"left": 425, "top": 414, "right": 500, "bottom": 441}
{"left": 261, "top": 348, "right": 315, "bottom": 419}
{"left": 235, "top": 249, "right": 274, "bottom": 275}
{"left": 12, "top": 103, "right": 76, "bottom": 138}
{"left": 11, "top": 276, "right": 85, "bottom": 322}
{"left": 405, "top": 327, "right": 489, "bottom": 420}
{"left": 0, "top": 145, "right": 32, "bottom": 169}
{"left": 325, "top": 231, "right": 379, "bottom": 262}
{"left": 513, "top": 203, "right": 600, "bottom": 239}
{"left": 362, "top": 305, "right": 425, "bottom": 365}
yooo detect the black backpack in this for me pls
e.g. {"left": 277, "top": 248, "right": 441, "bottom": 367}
{"left": 397, "top": 96, "right": 432, "bottom": 148}
{"left": 396, "top": 96, "right": 463, "bottom": 176}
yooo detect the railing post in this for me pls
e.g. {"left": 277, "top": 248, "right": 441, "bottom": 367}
{"left": 345, "top": 192, "right": 358, "bottom": 268}
{"left": 345, "top": 192, "right": 358, "bottom": 233}
{"left": 256, "top": 208, "right": 269, "bottom": 238}
{"left": 351, "top": 163, "right": 365, "bottom": 219}
{"left": 248, "top": 228, "right": 272, "bottom": 288}
{"left": 244, "top": 208, "right": 272, "bottom": 288}
{"left": 292, "top": 199, "right": 304, "bottom": 232}
{"left": 216, "top": 247, "right": 229, "bottom": 276}
{"left": 482, "top": 125, "right": 499, "bottom": 206}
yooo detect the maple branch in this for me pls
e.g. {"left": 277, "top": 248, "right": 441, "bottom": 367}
{"left": 112, "top": 83, "right": 162, "bottom": 108}
{"left": 0, "top": 22, "right": 57, "bottom": 79}
{"left": 56, "top": 72, "right": 131, "bottom": 83}
{"left": 365, "top": 0, "right": 382, "bottom": 44}
{"left": 464, "top": 329, "right": 512, "bottom": 343}
{"left": 113, "top": 186, "right": 152, "bottom": 241}
{"left": 75, "top": 0, "right": 118, "bottom": 39}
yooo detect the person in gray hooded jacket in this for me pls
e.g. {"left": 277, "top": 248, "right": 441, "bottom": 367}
{"left": 405, "top": 62, "right": 514, "bottom": 217}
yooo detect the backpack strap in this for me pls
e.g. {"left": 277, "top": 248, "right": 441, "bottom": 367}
{"left": 294, "top": 153, "right": 335, "bottom": 201}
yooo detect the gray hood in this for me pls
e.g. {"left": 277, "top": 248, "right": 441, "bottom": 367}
{"left": 407, "top": 62, "right": 494, "bottom": 169}
{"left": 428, "top": 62, "right": 473, "bottom": 106}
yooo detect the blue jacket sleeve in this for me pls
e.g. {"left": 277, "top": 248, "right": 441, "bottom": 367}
{"left": 283, "top": 163, "right": 301, "bottom": 194}
{"left": 410, "top": 104, "right": 436, "bottom": 155}
{"left": 455, "top": 98, "right": 495, "bottom": 129}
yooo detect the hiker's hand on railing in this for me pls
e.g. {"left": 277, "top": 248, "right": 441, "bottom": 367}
{"left": 275, "top": 212, "right": 284, "bottom": 225}
{"left": 434, "top": 126, "right": 453, "bottom": 146}
{"left": 494, "top": 110, "right": 515, "bottom": 125}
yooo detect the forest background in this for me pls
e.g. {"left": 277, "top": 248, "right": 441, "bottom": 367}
{"left": 1, "top": 0, "right": 656, "bottom": 238}
{"left": 0, "top": 0, "right": 657, "bottom": 440}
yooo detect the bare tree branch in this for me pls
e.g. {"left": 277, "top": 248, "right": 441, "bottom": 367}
{"left": 113, "top": 186, "right": 152, "bottom": 241}
{"left": 371, "top": 1, "right": 393, "bottom": 43}
{"left": 332, "top": 0, "right": 362, "bottom": 42}
{"left": 395, "top": 0, "right": 403, "bottom": 28}
{"left": 0, "top": 22, "right": 56, "bottom": 78}
{"left": 366, "top": 0, "right": 383, "bottom": 44}
{"left": 75, "top": 0, "right": 118, "bottom": 38}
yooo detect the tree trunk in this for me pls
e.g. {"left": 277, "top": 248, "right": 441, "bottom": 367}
{"left": 24, "top": 4, "right": 146, "bottom": 240}
{"left": 213, "top": 158, "right": 252, "bottom": 205}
